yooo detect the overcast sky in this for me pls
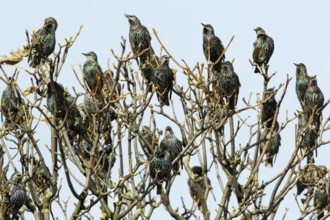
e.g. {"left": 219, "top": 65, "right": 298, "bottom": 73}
{"left": 1, "top": 1, "right": 330, "bottom": 219}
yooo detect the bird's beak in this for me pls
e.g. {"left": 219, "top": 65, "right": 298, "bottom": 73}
{"left": 167, "top": 56, "right": 172, "bottom": 60}
{"left": 124, "top": 14, "right": 131, "bottom": 18}
{"left": 293, "top": 63, "right": 298, "bottom": 66}
{"left": 82, "top": 53, "right": 88, "bottom": 56}
{"left": 201, "top": 23, "right": 205, "bottom": 27}
{"left": 253, "top": 28, "right": 257, "bottom": 32}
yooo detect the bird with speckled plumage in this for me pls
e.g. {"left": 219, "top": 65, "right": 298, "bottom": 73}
{"left": 152, "top": 55, "right": 174, "bottom": 106}
{"left": 252, "top": 27, "right": 274, "bottom": 73}
{"left": 202, "top": 23, "right": 225, "bottom": 71}
{"left": 29, "top": 17, "right": 57, "bottom": 67}
{"left": 82, "top": 52, "right": 103, "bottom": 94}
{"left": 160, "top": 126, "right": 183, "bottom": 175}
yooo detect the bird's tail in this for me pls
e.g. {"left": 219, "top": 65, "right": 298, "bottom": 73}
{"left": 254, "top": 66, "right": 260, "bottom": 73}
{"left": 156, "top": 184, "right": 162, "bottom": 195}
{"left": 265, "top": 155, "right": 273, "bottom": 168}
{"left": 296, "top": 180, "right": 305, "bottom": 195}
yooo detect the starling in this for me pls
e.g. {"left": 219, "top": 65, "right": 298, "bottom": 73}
{"left": 215, "top": 61, "right": 240, "bottom": 110}
{"left": 152, "top": 55, "right": 174, "bottom": 106}
{"left": 84, "top": 93, "right": 103, "bottom": 115}
{"left": 82, "top": 52, "right": 103, "bottom": 94}
{"left": 32, "top": 159, "right": 51, "bottom": 194}
{"left": 187, "top": 166, "right": 211, "bottom": 208}
{"left": 297, "top": 112, "right": 318, "bottom": 164}
{"left": 202, "top": 23, "right": 225, "bottom": 71}
{"left": 29, "top": 17, "right": 57, "bottom": 67}
{"left": 1, "top": 79, "right": 29, "bottom": 130}
{"left": 314, "top": 178, "right": 329, "bottom": 219}
{"left": 160, "top": 126, "right": 183, "bottom": 175}
{"left": 296, "top": 164, "right": 327, "bottom": 196}
{"left": 252, "top": 27, "right": 274, "bottom": 73}
{"left": 294, "top": 63, "right": 311, "bottom": 109}
{"left": 304, "top": 75, "right": 324, "bottom": 122}
{"left": 149, "top": 150, "right": 172, "bottom": 194}
{"left": 66, "top": 96, "right": 87, "bottom": 138}
{"left": 125, "top": 14, "right": 154, "bottom": 62}
{"left": 140, "top": 53, "right": 159, "bottom": 93}
{"left": 98, "top": 144, "right": 116, "bottom": 174}
{"left": 102, "top": 70, "right": 121, "bottom": 101}
{"left": 138, "top": 125, "right": 158, "bottom": 160}
{"left": 3, "top": 172, "right": 27, "bottom": 217}
{"left": 47, "top": 81, "right": 68, "bottom": 118}
{"left": 261, "top": 88, "right": 277, "bottom": 128}
{"left": 209, "top": 106, "right": 228, "bottom": 135}
{"left": 260, "top": 122, "right": 281, "bottom": 167}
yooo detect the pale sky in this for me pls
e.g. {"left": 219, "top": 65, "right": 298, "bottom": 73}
{"left": 1, "top": 1, "right": 330, "bottom": 219}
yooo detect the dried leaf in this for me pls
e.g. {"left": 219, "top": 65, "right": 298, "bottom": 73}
{"left": 0, "top": 47, "right": 28, "bottom": 65}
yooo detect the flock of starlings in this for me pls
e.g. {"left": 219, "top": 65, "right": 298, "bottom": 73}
{"left": 0, "top": 15, "right": 327, "bottom": 218}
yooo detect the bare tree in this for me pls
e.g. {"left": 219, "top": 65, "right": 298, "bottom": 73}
{"left": 0, "top": 21, "right": 329, "bottom": 220}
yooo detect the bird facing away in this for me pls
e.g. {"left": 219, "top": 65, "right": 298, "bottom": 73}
{"left": 294, "top": 63, "right": 311, "bottom": 109}
{"left": 82, "top": 52, "right": 103, "bottom": 94}
{"left": 47, "top": 81, "right": 69, "bottom": 118}
{"left": 314, "top": 178, "right": 329, "bottom": 219}
{"left": 149, "top": 149, "right": 172, "bottom": 194}
{"left": 216, "top": 61, "right": 240, "bottom": 110}
{"left": 303, "top": 76, "right": 324, "bottom": 122}
{"left": 160, "top": 126, "right": 183, "bottom": 175}
{"left": 140, "top": 53, "right": 159, "bottom": 93}
{"left": 152, "top": 55, "right": 174, "bottom": 106}
{"left": 297, "top": 112, "right": 318, "bottom": 164}
{"left": 260, "top": 122, "right": 281, "bottom": 167}
{"left": 202, "top": 23, "right": 225, "bottom": 71}
{"left": 98, "top": 144, "right": 116, "bottom": 174}
{"left": 3, "top": 172, "right": 27, "bottom": 217}
{"left": 261, "top": 88, "right": 277, "bottom": 128}
{"left": 187, "top": 166, "right": 211, "bottom": 209}
{"left": 138, "top": 125, "right": 158, "bottom": 160}
{"left": 252, "top": 27, "right": 274, "bottom": 73}
{"left": 125, "top": 14, "right": 153, "bottom": 62}
{"left": 296, "top": 164, "right": 327, "bottom": 196}
{"left": 1, "top": 78, "right": 29, "bottom": 130}
{"left": 29, "top": 17, "right": 57, "bottom": 67}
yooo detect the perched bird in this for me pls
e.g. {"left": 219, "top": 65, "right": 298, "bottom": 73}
{"left": 98, "top": 144, "right": 116, "bottom": 174}
{"left": 314, "top": 178, "right": 329, "bottom": 219}
{"left": 152, "top": 55, "right": 174, "bottom": 106}
{"left": 84, "top": 93, "right": 103, "bottom": 115}
{"left": 82, "top": 52, "right": 103, "bottom": 94}
{"left": 66, "top": 96, "right": 87, "bottom": 138}
{"left": 1, "top": 79, "right": 29, "bottom": 130}
{"left": 47, "top": 81, "right": 68, "bottom": 118}
{"left": 252, "top": 27, "right": 274, "bottom": 73}
{"left": 296, "top": 164, "right": 327, "bottom": 196}
{"left": 3, "top": 172, "right": 27, "bottom": 217}
{"left": 260, "top": 122, "right": 281, "bottom": 167}
{"left": 202, "top": 23, "right": 225, "bottom": 71}
{"left": 187, "top": 166, "right": 211, "bottom": 209}
{"left": 160, "top": 126, "right": 183, "bottom": 175}
{"left": 297, "top": 112, "right": 318, "bottom": 164}
{"left": 261, "top": 88, "right": 277, "bottom": 128}
{"left": 102, "top": 70, "right": 121, "bottom": 101}
{"left": 294, "top": 63, "right": 311, "bottom": 109}
{"left": 209, "top": 106, "right": 228, "bottom": 135}
{"left": 215, "top": 61, "right": 240, "bottom": 110}
{"left": 29, "top": 17, "right": 57, "bottom": 67}
{"left": 304, "top": 76, "right": 324, "bottom": 122}
{"left": 140, "top": 53, "right": 159, "bottom": 93}
{"left": 149, "top": 149, "right": 172, "bottom": 194}
{"left": 125, "top": 14, "right": 154, "bottom": 62}
{"left": 32, "top": 159, "right": 51, "bottom": 194}
{"left": 138, "top": 125, "right": 158, "bottom": 159}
